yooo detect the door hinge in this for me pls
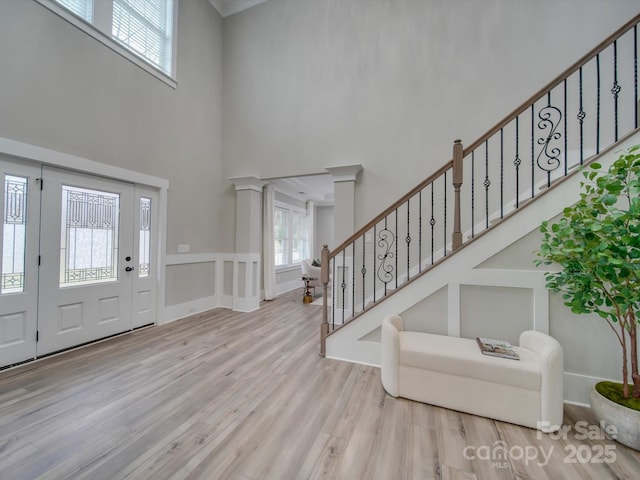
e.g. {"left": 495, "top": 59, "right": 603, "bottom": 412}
{"left": 38, "top": 255, "right": 41, "bottom": 266}
{"left": 37, "top": 178, "right": 43, "bottom": 190}
{"left": 36, "top": 330, "right": 39, "bottom": 342}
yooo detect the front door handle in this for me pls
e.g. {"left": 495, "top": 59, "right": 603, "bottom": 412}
{"left": 125, "top": 266, "right": 134, "bottom": 272}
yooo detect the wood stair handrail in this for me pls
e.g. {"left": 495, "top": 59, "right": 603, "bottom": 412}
{"left": 464, "top": 13, "right": 640, "bottom": 156}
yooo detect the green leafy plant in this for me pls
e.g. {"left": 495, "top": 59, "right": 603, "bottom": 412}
{"left": 535, "top": 145, "right": 640, "bottom": 404}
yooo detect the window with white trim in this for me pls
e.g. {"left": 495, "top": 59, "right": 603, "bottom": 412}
{"left": 274, "top": 204, "right": 310, "bottom": 268}
{"left": 42, "top": 0, "right": 176, "bottom": 79}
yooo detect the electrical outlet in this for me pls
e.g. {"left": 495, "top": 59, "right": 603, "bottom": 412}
{"left": 177, "top": 244, "right": 190, "bottom": 253}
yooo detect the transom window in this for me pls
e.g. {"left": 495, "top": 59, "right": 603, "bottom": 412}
{"left": 40, "top": 0, "right": 176, "bottom": 81}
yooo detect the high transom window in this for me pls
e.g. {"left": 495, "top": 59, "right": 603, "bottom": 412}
{"left": 39, "top": 0, "right": 176, "bottom": 81}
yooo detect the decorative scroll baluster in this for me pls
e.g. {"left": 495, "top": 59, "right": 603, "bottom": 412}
{"left": 612, "top": 39, "right": 621, "bottom": 141}
{"left": 536, "top": 92, "right": 562, "bottom": 187}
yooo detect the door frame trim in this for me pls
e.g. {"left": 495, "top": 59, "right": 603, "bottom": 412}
{"left": 0, "top": 136, "right": 168, "bottom": 330}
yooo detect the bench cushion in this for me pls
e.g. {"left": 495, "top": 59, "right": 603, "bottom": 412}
{"left": 399, "top": 332, "right": 541, "bottom": 391}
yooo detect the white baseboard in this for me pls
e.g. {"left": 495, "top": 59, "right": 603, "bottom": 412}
{"left": 563, "top": 372, "right": 616, "bottom": 407}
{"left": 275, "top": 278, "right": 303, "bottom": 296}
{"left": 160, "top": 295, "right": 220, "bottom": 324}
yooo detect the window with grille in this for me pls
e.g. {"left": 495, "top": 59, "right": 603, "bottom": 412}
{"left": 43, "top": 0, "right": 176, "bottom": 79}
{"left": 274, "top": 204, "right": 310, "bottom": 268}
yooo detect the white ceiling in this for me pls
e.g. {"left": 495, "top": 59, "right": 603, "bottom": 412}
{"left": 208, "top": 0, "right": 269, "bottom": 17}
{"left": 270, "top": 174, "right": 335, "bottom": 206}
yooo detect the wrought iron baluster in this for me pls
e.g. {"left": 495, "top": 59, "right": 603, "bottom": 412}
{"left": 578, "top": 66, "right": 585, "bottom": 165}
{"left": 471, "top": 151, "right": 475, "bottom": 238}
{"left": 418, "top": 189, "right": 422, "bottom": 273}
{"left": 563, "top": 79, "right": 568, "bottom": 176}
{"left": 341, "top": 250, "right": 346, "bottom": 325}
{"left": 395, "top": 209, "right": 398, "bottom": 288}
{"left": 406, "top": 199, "right": 410, "bottom": 282}
{"left": 484, "top": 141, "right": 490, "bottom": 229}
{"left": 500, "top": 128, "right": 504, "bottom": 218}
{"left": 373, "top": 224, "right": 376, "bottom": 303}
{"left": 351, "top": 242, "right": 355, "bottom": 318}
{"left": 612, "top": 39, "right": 620, "bottom": 142}
{"left": 331, "top": 257, "right": 335, "bottom": 330}
{"left": 514, "top": 116, "right": 520, "bottom": 208}
{"left": 597, "top": 53, "right": 601, "bottom": 154}
{"left": 635, "top": 25, "right": 638, "bottom": 129}
{"left": 430, "top": 183, "right": 435, "bottom": 265}
{"left": 535, "top": 91, "right": 562, "bottom": 187}
{"left": 361, "top": 233, "right": 366, "bottom": 311}
{"left": 531, "top": 103, "right": 535, "bottom": 198}
{"left": 443, "top": 171, "right": 447, "bottom": 256}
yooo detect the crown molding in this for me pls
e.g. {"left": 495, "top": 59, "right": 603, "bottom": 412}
{"left": 208, "top": 0, "right": 268, "bottom": 18}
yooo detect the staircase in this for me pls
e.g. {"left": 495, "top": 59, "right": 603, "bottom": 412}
{"left": 320, "top": 14, "right": 640, "bottom": 369}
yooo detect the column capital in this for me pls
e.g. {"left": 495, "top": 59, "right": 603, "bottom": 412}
{"left": 325, "top": 164, "right": 363, "bottom": 183}
{"left": 228, "top": 176, "right": 267, "bottom": 192}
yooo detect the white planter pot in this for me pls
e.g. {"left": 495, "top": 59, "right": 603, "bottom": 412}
{"left": 589, "top": 386, "right": 640, "bottom": 451}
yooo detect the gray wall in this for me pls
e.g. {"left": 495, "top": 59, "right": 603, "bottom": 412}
{"left": 222, "top": 0, "right": 639, "bottom": 233}
{"left": 0, "top": 0, "right": 230, "bottom": 308}
{"left": 315, "top": 205, "right": 334, "bottom": 256}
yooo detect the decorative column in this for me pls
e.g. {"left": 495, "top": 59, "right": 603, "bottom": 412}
{"left": 325, "top": 164, "right": 363, "bottom": 247}
{"left": 228, "top": 176, "right": 267, "bottom": 312}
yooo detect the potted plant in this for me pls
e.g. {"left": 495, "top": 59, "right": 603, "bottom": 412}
{"left": 535, "top": 145, "right": 640, "bottom": 450}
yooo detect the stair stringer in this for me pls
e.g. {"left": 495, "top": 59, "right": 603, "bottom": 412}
{"left": 325, "top": 131, "right": 640, "bottom": 368}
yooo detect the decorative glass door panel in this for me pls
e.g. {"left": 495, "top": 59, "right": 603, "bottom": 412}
{"left": 2, "top": 176, "right": 28, "bottom": 294}
{"left": 60, "top": 185, "right": 120, "bottom": 287}
{"left": 138, "top": 196, "right": 151, "bottom": 278}
{"left": 0, "top": 159, "right": 40, "bottom": 367}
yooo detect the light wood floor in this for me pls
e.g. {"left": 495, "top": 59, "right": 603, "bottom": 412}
{"left": 1, "top": 291, "right": 639, "bottom": 480}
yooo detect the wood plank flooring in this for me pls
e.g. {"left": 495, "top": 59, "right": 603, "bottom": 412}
{"left": 1, "top": 290, "right": 639, "bottom": 479}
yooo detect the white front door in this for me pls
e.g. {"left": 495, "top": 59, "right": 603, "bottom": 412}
{"left": 37, "top": 167, "right": 136, "bottom": 356}
{"left": 0, "top": 158, "right": 40, "bottom": 367}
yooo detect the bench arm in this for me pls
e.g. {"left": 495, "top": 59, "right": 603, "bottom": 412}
{"left": 381, "top": 315, "right": 404, "bottom": 397}
{"left": 520, "top": 330, "right": 564, "bottom": 430}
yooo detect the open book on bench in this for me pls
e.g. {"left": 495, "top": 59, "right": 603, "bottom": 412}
{"left": 476, "top": 337, "right": 520, "bottom": 360}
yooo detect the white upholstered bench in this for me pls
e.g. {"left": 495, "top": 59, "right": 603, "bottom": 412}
{"left": 381, "top": 315, "right": 563, "bottom": 432}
